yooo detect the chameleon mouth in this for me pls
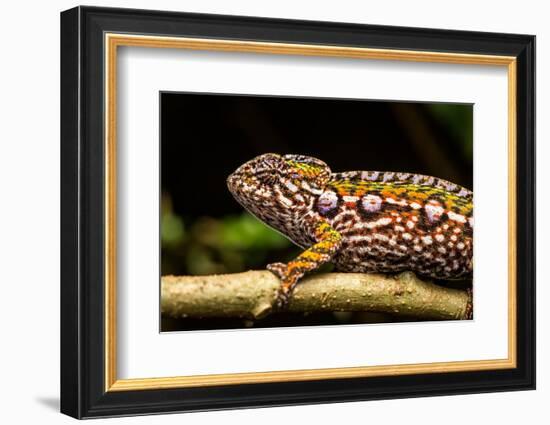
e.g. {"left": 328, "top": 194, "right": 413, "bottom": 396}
{"left": 227, "top": 161, "right": 252, "bottom": 190}
{"left": 226, "top": 172, "right": 240, "bottom": 194}
{"left": 226, "top": 170, "right": 252, "bottom": 196}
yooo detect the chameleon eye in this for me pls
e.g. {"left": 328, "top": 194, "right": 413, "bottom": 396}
{"left": 261, "top": 153, "right": 282, "bottom": 169}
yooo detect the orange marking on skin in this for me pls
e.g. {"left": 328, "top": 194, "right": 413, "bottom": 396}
{"left": 315, "top": 241, "right": 333, "bottom": 251}
{"left": 408, "top": 191, "right": 429, "bottom": 200}
{"left": 315, "top": 223, "right": 332, "bottom": 238}
{"left": 300, "top": 251, "right": 323, "bottom": 261}
{"left": 288, "top": 261, "right": 311, "bottom": 272}
{"left": 399, "top": 211, "right": 411, "bottom": 219}
{"left": 335, "top": 188, "right": 346, "bottom": 197}
{"left": 445, "top": 199, "right": 458, "bottom": 211}
{"left": 386, "top": 187, "right": 407, "bottom": 196}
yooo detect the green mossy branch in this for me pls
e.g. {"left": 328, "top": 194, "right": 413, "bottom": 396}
{"left": 161, "top": 271, "right": 472, "bottom": 321}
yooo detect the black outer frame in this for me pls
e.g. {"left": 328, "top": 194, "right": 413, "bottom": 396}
{"left": 60, "top": 5, "right": 535, "bottom": 419}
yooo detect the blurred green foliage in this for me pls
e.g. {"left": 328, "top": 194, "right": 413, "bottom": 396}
{"left": 161, "top": 213, "right": 185, "bottom": 246}
{"left": 161, "top": 193, "right": 296, "bottom": 276}
{"left": 220, "top": 214, "right": 290, "bottom": 250}
{"left": 427, "top": 103, "right": 473, "bottom": 159}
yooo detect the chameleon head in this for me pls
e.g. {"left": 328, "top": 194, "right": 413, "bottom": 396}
{"left": 227, "top": 153, "right": 331, "bottom": 221}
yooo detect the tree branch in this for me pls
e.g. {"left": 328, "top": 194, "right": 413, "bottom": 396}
{"left": 161, "top": 271, "right": 472, "bottom": 321}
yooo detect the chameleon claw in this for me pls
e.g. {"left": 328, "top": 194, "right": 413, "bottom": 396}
{"left": 267, "top": 263, "right": 294, "bottom": 308}
{"left": 275, "top": 287, "right": 291, "bottom": 309}
{"left": 267, "top": 262, "right": 288, "bottom": 280}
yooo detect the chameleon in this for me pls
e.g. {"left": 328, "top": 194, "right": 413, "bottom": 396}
{"left": 226, "top": 153, "right": 473, "bottom": 307}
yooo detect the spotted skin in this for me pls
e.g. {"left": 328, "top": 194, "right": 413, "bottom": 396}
{"left": 227, "top": 154, "right": 473, "bottom": 306}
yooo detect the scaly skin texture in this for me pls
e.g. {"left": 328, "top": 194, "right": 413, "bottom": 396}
{"left": 227, "top": 153, "right": 473, "bottom": 306}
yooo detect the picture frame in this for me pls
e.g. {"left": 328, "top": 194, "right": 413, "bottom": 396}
{"left": 60, "top": 5, "right": 535, "bottom": 419}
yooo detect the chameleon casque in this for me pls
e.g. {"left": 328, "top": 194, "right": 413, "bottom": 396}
{"left": 227, "top": 153, "right": 473, "bottom": 307}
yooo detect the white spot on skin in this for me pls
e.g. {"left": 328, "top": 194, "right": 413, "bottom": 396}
{"left": 385, "top": 197, "right": 408, "bottom": 207}
{"left": 438, "top": 247, "right": 447, "bottom": 254}
{"left": 424, "top": 202, "right": 444, "bottom": 223}
{"left": 346, "top": 235, "right": 373, "bottom": 243}
{"left": 414, "top": 245, "right": 423, "bottom": 252}
{"left": 274, "top": 186, "right": 294, "bottom": 208}
{"left": 450, "top": 235, "right": 458, "bottom": 242}
{"left": 407, "top": 220, "right": 415, "bottom": 229}
{"left": 356, "top": 217, "right": 393, "bottom": 229}
{"left": 361, "top": 194, "right": 382, "bottom": 212}
{"left": 374, "top": 233, "right": 389, "bottom": 242}
{"left": 343, "top": 195, "right": 359, "bottom": 203}
{"left": 458, "top": 188, "right": 470, "bottom": 197}
{"left": 394, "top": 225, "right": 405, "bottom": 232}
{"left": 457, "top": 242, "right": 465, "bottom": 250}
{"left": 468, "top": 217, "right": 474, "bottom": 228}
{"left": 378, "top": 217, "right": 392, "bottom": 226}
{"left": 317, "top": 191, "right": 338, "bottom": 215}
{"left": 383, "top": 172, "right": 395, "bottom": 182}
{"left": 279, "top": 196, "right": 293, "bottom": 207}
{"left": 410, "top": 202, "right": 422, "bottom": 210}
{"left": 445, "top": 182, "right": 456, "bottom": 191}
{"left": 368, "top": 171, "right": 380, "bottom": 181}
{"left": 421, "top": 236, "right": 433, "bottom": 245}
{"left": 453, "top": 227, "right": 462, "bottom": 234}
{"left": 301, "top": 181, "right": 322, "bottom": 195}
{"left": 435, "top": 234, "right": 445, "bottom": 243}
{"left": 355, "top": 216, "right": 392, "bottom": 230}
{"left": 402, "top": 233, "right": 413, "bottom": 241}
{"left": 448, "top": 211, "right": 467, "bottom": 223}
{"left": 284, "top": 180, "right": 299, "bottom": 192}
{"left": 396, "top": 217, "right": 402, "bottom": 223}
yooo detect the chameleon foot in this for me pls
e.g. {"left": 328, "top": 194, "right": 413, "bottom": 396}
{"left": 267, "top": 262, "right": 294, "bottom": 309}
{"left": 275, "top": 288, "right": 291, "bottom": 309}
{"left": 266, "top": 262, "right": 287, "bottom": 280}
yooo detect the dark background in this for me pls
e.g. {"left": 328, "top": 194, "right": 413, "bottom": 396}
{"left": 161, "top": 92, "right": 473, "bottom": 331}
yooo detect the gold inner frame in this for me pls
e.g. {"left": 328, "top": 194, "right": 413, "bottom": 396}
{"left": 104, "top": 33, "right": 517, "bottom": 392}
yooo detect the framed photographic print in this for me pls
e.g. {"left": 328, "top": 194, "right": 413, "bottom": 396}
{"left": 60, "top": 6, "right": 535, "bottom": 419}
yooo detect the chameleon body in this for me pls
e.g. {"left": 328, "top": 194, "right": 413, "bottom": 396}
{"left": 227, "top": 153, "right": 473, "bottom": 306}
